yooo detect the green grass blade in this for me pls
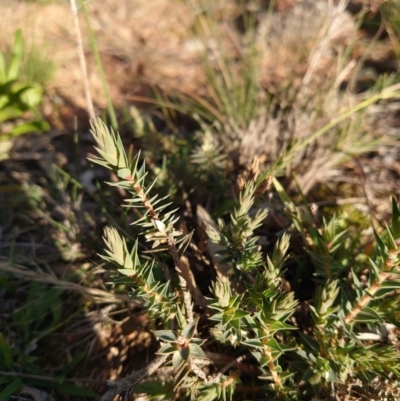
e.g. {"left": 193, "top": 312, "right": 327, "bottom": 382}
{"left": 7, "top": 30, "right": 23, "bottom": 81}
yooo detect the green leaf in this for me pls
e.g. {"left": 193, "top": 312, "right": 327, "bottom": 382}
{"left": 374, "top": 229, "right": 386, "bottom": 256}
{"left": 0, "top": 53, "right": 6, "bottom": 83}
{"left": 154, "top": 330, "right": 177, "bottom": 343}
{"left": 0, "top": 378, "right": 23, "bottom": 400}
{"left": 353, "top": 307, "right": 382, "bottom": 323}
{"left": 222, "top": 312, "right": 234, "bottom": 326}
{"left": 265, "top": 338, "right": 283, "bottom": 353}
{"left": 158, "top": 343, "right": 176, "bottom": 355}
{"left": 182, "top": 319, "right": 198, "bottom": 340}
{"left": 233, "top": 309, "right": 248, "bottom": 320}
{"left": 179, "top": 346, "right": 190, "bottom": 363}
{"left": 19, "top": 85, "right": 43, "bottom": 108}
{"left": 272, "top": 177, "right": 291, "bottom": 204}
{"left": 0, "top": 334, "right": 13, "bottom": 370}
{"left": 376, "top": 280, "right": 400, "bottom": 291}
{"left": 0, "top": 107, "right": 23, "bottom": 123}
{"left": 8, "top": 30, "right": 23, "bottom": 81}
{"left": 8, "top": 120, "right": 50, "bottom": 137}
{"left": 242, "top": 339, "right": 264, "bottom": 349}
{"left": 391, "top": 198, "right": 400, "bottom": 239}
{"left": 386, "top": 227, "right": 399, "bottom": 252}
{"left": 299, "top": 333, "right": 320, "bottom": 353}
{"left": 369, "top": 258, "right": 381, "bottom": 281}
{"left": 113, "top": 276, "right": 136, "bottom": 285}
{"left": 116, "top": 268, "right": 136, "bottom": 276}
{"left": 189, "top": 343, "right": 207, "bottom": 359}
{"left": 351, "top": 270, "right": 364, "bottom": 299}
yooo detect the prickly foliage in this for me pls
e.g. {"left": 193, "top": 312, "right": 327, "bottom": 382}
{"left": 91, "top": 118, "right": 400, "bottom": 401}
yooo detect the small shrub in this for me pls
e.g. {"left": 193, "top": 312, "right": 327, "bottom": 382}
{"left": 90, "top": 118, "right": 400, "bottom": 401}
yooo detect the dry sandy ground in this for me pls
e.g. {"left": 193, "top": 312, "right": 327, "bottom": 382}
{"left": 2, "top": 0, "right": 399, "bottom": 223}
{"left": 0, "top": 0, "right": 209, "bottom": 111}
{"left": 1, "top": 0, "right": 383, "bottom": 115}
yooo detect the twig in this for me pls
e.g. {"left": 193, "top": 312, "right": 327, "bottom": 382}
{"left": 208, "top": 354, "right": 249, "bottom": 384}
{"left": 190, "top": 354, "right": 250, "bottom": 384}
{"left": 178, "top": 255, "right": 209, "bottom": 311}
{"left": 70, "top": 0, "right": 95, "bottom": 119}
{"left": 205, "top": 352, "right": 260, "bottom": 375}
{"left": 99, "top": 354, "right": 169, "bottom": 401}
{"left": 168, "top": 234, "right": 194, "bottom": 324}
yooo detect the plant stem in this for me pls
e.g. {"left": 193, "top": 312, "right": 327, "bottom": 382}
{"left": 79, "top": 0, "right": 118, "bottom": 129}
{"left": 343, "top": 278, "right": 382, "bottom": 325}
{"left": 168, "top": 234, "right": 194, "bottom": 324}
{"left": 344, "top": 245, "right": 400, "bottom": 325}
{"left": 121, "top": 169, "right": 195, "bottom": 324}
{"left": 264, "top": 346, "right": 283, "bottom": 393}
{"left": 70, "top": 0, "right": 95, "bottom": 119}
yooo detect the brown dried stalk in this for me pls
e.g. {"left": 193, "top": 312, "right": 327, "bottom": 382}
{"left": 99, "top": 354, "right": 168, "bottom": 401}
